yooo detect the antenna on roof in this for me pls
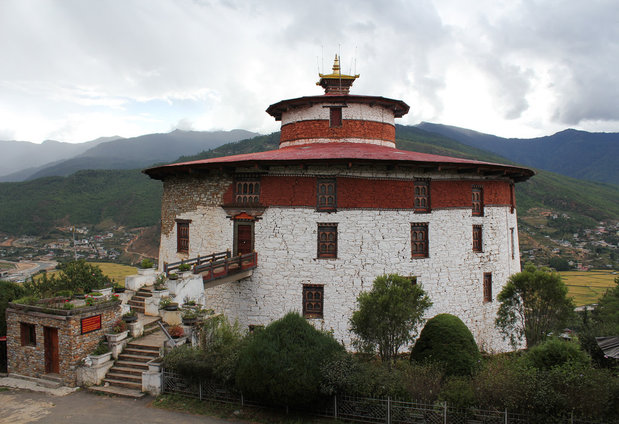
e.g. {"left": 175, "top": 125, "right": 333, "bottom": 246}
{"left": 316, "top": 56, "right": 320, "bottom": 74}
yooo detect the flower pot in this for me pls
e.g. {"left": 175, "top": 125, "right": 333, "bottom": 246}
{"left": 182, "top": 317, "right": 198, "bottom": 325}
{"left": 105, "top": 330, "right": 129, "bottom": 344}
{"left": 123, "top": 315, "right": 138, "bottom": 323}
{"left": 163, "top": 303, "right": 179, "bottom": 311}
{"left": 114, "top": 287, "right": 126, "bottom": 293}
{"left": 88, "top": 351, "right": 112, "bottom": 366}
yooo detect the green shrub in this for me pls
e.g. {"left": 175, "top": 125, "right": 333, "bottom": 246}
{"left": 13, "top": 295, "right": 39, "bottom": 305}
{"left": 399, "top": 361, "right": 444, "bottom": 403}
{"left": 524, "top": 338, "right": 590, "bottom": 371}
{"left": 473, "top": 354, "right": 538, "bottom": 411}
{"left": 91, "top": 340, "right": 110, "bottom": 356}
{"left": 55, "top": 289, "right": 73, "bottom": 298}
{"left": 236, "top": 312, "right": 344, "bottom": 407}
{"left": 198, "top": 315, "right": 245, "bottom": 385}
{"left": 410, "top": 314, "right": 481, "bottom": 376}
{"left": 439, "top": 376, "right": 476, "bottom": 409}
{"left": 0, "top": 280, "right": 26, "bottom": 336}
{"left": 163, "top": 345, "right": 210, "bottom": 380}
{"left": 140, "top": 258, "right": 154, "bottom": 269}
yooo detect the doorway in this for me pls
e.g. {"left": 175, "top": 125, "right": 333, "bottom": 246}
{"left": 235, "top": 222, "right": 254, "bottom": 255}
{"left": 43, "top": 327, "right": 59, "bottom": 374}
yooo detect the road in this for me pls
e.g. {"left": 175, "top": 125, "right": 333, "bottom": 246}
{"left": 0, "top": 389, "right": 232, "bottom": 424}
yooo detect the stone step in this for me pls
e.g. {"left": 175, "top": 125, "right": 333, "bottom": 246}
{"left": 122, "top": 348, "right": 159, "bottom": 358}
{"left": 114, "top": 360, "right": 149, "bottom": 371}
{"left": 126, "top": 343, "right": 160, "bottom": 353}
{"left": 88, "top": 385, "right": 145, "bottom": 399}
{"left": 105, "top": 372, "right": 142, "bottom": 383}
{"left": 109, "top": 366, "right": 144, "bottom": 376}
{"left": 132, "top": 293, "right": 151, "bottom": 300}
{"left": 118, "top": 353, "right": 154, "bottom": 363}
{"left": 128, "top": 299, "right": 145, "bottom": 306}
{"left": 103, "top": 378, "right": 141, "bottom": 390}
{"left": 130, "top": 306, "right": 145, "bottom": 314}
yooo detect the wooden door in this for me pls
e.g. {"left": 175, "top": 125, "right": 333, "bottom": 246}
{"left": 236, "top": 223, "right": 253, "bottom": 255}
{"left": 43, "top": 327, "right": 59, "bottom": 374}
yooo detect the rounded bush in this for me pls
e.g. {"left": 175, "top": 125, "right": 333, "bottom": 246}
{"left": 524, "top": 337, "right": 589, "bottom": 371}
{"left": 410, "top": 314, "right": 481, "bottom": 376}
{"left": 236, "top": 312, "right": 344, "bottom": 407}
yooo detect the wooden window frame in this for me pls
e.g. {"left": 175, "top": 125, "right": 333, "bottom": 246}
{"left": 411, "top": 223, "right": 429, "bottom": 258}
{"left": 303, "top": 284, "right": 324, "bottom": 319}
{"left": 472, "top": 186, "right": 484, "bottom": 216}
{"left": 473, "top": 225, "right": 483, "bottom": 252}
{"left": 20, "top": 322, "right": 36, "bottom": 347}
{"left": 235, "top": 176, "right": 261, "bottom": 205}
{"left": 329, "top": 107, "right": 342, "bottom": 128}
{"left": 317, "top": 178, "right": 337, "bottom": 212}
{"left": 483, "top": 272, "right": 492, "bottom": 303}
{"left": 317, "top": 224, "right": 338, "bottom": 259}
{"left": 413, "top": 179, "right": 431, "bottom": 213}
{"left": 176, "top": 220, "right": 191, "bottom": 254}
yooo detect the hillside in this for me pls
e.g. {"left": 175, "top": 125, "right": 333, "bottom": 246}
{"left": 416, "top": 122, "right": 619, "bottom": 185}
{"left": 0, "top": 129, "right": 258, "bottom": 181}
{"left": 0, "top": 129, "right": 616, "bottom": 269}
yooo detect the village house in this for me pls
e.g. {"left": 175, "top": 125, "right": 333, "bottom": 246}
{"left": 145, "top": 57, "right": 534, "bottom": 352}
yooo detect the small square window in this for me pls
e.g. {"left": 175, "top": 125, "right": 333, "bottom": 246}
{"left": 317, "top": 224, "right": 337, "bottom": 259}
{"left": 472, "top": 186, "right": 484, "bottom": 216}
{"left": 411, "top": 223, "right": 429, "bottom": 258}
{"left": 483, "top": 272, "right": 492, "bottom": 303}
{"left": 317, "top": 178, "right": 336, "bottom": 212}
{"left": 414, "top": 180, "right": 430, "bottom": 213}
{"left": 303, "top": 285, "right": 324, "bottom": 319}
{"left": 473, "top": 225, "right": 483, "bottom": 252}
{"left": 176, "top": 221, "right": 190, "bottom": 253}
{"left": 20, "top": 322, "right": 36, "bottom": 346}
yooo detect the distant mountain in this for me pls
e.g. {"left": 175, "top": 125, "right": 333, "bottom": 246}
{"left": 416, "top": 123, "right": 619, "bottom": 185}
{"left": 0, "top": 136, "right": 119, "bottom": 181}
{"left": 0, "top": 129, "right": 258, "bottom": 181}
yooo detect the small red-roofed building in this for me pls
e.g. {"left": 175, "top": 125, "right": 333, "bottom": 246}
{"left": 145, "top": 56, "right": 534, "bottom": 352}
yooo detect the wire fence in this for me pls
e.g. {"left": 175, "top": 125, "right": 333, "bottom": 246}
{"left": 161, "top": 370, "right": 612, "bottom": 424}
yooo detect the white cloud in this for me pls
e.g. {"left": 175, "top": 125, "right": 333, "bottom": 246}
{"left": 1, "top": 0, "right": 618, "bottom": 142}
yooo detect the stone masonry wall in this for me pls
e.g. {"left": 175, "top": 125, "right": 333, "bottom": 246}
{"left": 6, "top": 303, "right": 120, "bottom": 386}
{"left": 159, "top": 166, "right": 522, "bottom": 352}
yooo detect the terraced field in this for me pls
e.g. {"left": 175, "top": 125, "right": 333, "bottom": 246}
{"left": 560, "top": 270, "right": 617, "bottom": 306}
{"left": 35, "top": 262, "right": 136, "bottom": 287}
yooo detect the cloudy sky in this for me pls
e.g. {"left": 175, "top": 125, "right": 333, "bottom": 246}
{"left": 1, "top": 0, "right": 618, "bottom": 143}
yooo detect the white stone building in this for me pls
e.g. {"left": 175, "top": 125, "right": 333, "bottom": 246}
{"left": 145, "top": 57, "right": 534, "bottom": 352}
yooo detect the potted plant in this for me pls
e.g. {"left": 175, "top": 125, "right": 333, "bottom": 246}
{"left": 178, "top": 263, "right": 192, "bottom": 272}
{"left": 122, "top": 310, "right": 138, "bottom": 323}
{"left": 140, "top": 258, "right": 154, "bottom": 269}
{"left": 159, "top": 296, "right": 178, "bottom": 311}
{"left": 137, "top": 258, "right": 155, "bottom": 276}
{"left": 74, "top": 288, "right": 85, "bottom": 299}
{"left": 181, "top": 307, "right": 200, "bottom": 325}
{"left": 88, "top": 340, "right": 112, "bottom": 366}
{"left": 168, "top": 325, "right": 184, "bottom": 339}
{"left": 168, "top": 273, "right": 178, "bottom": 280}
{"left": 113, "top": 282, "right": 126, "bottom": 293}
{"left": 154, "top": 274, "right": 166, "bottom": 291}
{"left": 106, "top": 319, "right": 129, "bottom": 343}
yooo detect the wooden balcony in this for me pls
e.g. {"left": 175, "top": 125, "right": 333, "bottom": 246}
{"left": 164, "top": 251, "right": 257, "bottom": 288}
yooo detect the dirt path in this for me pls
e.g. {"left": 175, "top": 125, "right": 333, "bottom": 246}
{"left": 0, "top": 389, "right": 232, "bottom": 424}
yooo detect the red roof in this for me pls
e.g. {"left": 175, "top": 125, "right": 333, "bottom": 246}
{"left": 144, "top": 142, "right": 534, "bottom": 181}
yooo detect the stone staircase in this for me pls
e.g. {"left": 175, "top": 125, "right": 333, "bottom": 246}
{"left": 102, "top": 341, "right": 160, "bottom": 390}
{"left": 127, "top": 285, "right": 153, "bottom": 314}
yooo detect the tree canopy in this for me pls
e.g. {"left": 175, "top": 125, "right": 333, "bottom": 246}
{"left": 495, "top": 264, "right": 574, "bottom": 348}
{"left": 350, "top": 274, "right": 432, "bottom": 364}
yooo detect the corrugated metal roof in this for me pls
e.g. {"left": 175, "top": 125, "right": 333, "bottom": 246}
{"left": 144, "top": 142, "right": 535, "bottom": 181}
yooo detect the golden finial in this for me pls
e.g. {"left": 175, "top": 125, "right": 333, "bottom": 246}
{"left": 332, "top": 54, "right": 340, "bottom": 74}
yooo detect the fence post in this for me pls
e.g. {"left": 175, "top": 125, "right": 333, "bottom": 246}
{"left": 199, "top": 380, "right": 202, "bottom": 401}
{"left": 241, "top": 392, "right": 244, "bottom": 407}
{"left": 443, "top": 401, "right": 447, "bottom": 424}
{"left": 334, "top": 395, "right": 337, "bottom": 419}
{"left": 387, "top": 396, "right": 391, "bottom": 424}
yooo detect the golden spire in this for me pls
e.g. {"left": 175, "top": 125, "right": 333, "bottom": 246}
{"left": 317, "top": 54, "right": 359, "bottom": 95}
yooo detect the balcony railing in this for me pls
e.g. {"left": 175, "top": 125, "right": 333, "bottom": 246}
{"left": 164, "top": 251, "right": 258, "bottom": 283}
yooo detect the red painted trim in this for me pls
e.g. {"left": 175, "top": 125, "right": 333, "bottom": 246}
{"left": 280, "top": 120, "right": 396, "bottom": 144}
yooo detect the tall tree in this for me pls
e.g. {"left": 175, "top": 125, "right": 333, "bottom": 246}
{"left": 496, "top": 264, "right": 574, "bottom": 348}
{"left": 350, "top": 274, "right": 432, "bottom": 364}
